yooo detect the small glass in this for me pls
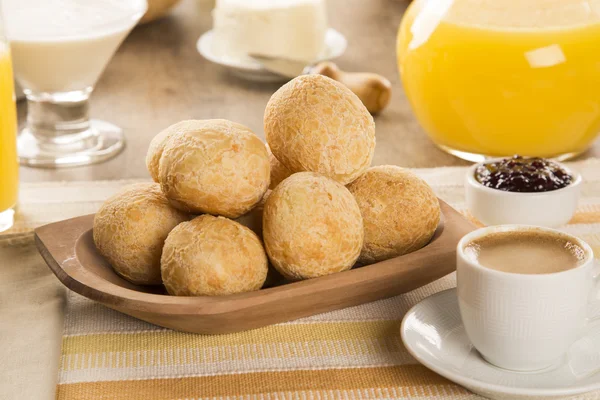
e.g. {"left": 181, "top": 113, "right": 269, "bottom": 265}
{"left": 0, "top": 4, "right": 18, "bottom": 232}
{"left": 4, "top": 0, "right": 147, "bottom": 168}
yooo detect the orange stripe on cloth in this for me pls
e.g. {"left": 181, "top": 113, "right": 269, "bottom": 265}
{"left": 463, "top": 209, "right": 600, "bottom": 227}
{"left": 56, "top": 365, "right": 466, "bottom": 400}
{"left": 569, "top": 211, "right": 600, "bottom": 225}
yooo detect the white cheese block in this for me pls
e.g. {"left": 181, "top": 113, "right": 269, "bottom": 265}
{"left": 212, "top": 0, "right": 328, "bottom": 63}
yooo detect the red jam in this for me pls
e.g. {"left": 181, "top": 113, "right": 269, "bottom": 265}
{"left": 475, "top": 156, "right": 573, "bottom": 193}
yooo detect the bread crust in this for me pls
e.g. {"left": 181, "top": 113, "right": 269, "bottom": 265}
{"left": 267, "top": 145, "right": 293, "bottom": 190}
{"left": 161, "top": 215, "right": 268, "bottom": 296}
{"left": 93, "top": 183, "right": 189, "bottom": 285}
{"left": 157, "top": 119, "right": 270, "bottom": 218}
{"left": 263, "top": 172, "right": 364, "bottom": 280}
{"left": 347, "top": 166, "right": 440, "bottom": 265}
{"left": 264, "top": 75, "right": 375, "bottom": 185}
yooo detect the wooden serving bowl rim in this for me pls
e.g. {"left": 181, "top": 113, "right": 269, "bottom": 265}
{"left": 34, "top": 200, "right": 475, "bottom": 330}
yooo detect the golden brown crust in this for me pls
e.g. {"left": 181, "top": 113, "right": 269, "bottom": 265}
{"left": 93, "top": 183, "right": 189, "bottom": 285}
{"left": 264, "top": 75, "right": 376, "bottom": 185}
{"left": 347, "top": 165, "right": 441, "bottom": 265}
{"left": 234, "top": 190, "right": 286, "bottom": 288}
{"left": 267, "top": 145, "right": 293, "bottom": 190}
{"left": 161, "top": 215, "right": 268, "bottom": 296}
{"left": 146, "top": 120, "right": 198, "bottom": 182}
{"left": 263, "top": 172, "right": 364, "bottom": 280}
{"left": 234, "top": 190, "right": 271, "bottom": 238}
{"left": 157, "top": 119, "right": 271, "bottom": 218}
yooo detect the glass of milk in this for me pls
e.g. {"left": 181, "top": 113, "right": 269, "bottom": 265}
{"left": 3, "top": 0, "right": 147, "bottom": 167}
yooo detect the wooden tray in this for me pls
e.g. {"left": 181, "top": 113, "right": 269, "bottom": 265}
{"left": 35, "top": 200, "right": 475, "bottom": 334}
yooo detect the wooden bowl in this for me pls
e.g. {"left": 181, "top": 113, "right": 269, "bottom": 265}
{"left": 34, "top": 200, "right": 474, "bottom": 334}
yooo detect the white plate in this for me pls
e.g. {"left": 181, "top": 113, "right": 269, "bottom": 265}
{"left": 401, "top": 288, "right": 600, "bottom": 400}
{"left": 197, "top": 28, "right": 347, "bottom": 82}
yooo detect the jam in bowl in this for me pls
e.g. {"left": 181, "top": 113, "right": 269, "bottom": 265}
{"left": 474, "top": 155, "right": 573, "bottom": 193}
{"left": 465, "top": 156, "right": 581, "bottom": 227}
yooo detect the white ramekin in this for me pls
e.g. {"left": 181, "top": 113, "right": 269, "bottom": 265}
{"left": 465, "top": 160, "right": 581, "bottom": 228}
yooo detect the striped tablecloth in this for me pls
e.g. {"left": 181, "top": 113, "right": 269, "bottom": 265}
{"left": 4, "top": 160, "right": 600, "bottom": 400}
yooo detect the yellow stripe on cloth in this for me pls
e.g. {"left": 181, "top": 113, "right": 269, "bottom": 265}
{"left": 62, "top": 321, "right": 400, "bottom": 355}
{"left": 57, "top": 365, "right": 469, "bottom": 400}
{"left": 59, "top": 321, "right": 417, "bottom": 382}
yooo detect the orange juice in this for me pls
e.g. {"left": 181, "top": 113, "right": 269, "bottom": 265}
{"left": 0, "top": 43, "right": 18, "bottom": 215}
{"left": 397, "top": 0, "right": 600, "bottom": 159}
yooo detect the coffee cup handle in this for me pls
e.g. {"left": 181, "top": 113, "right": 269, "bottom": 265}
{"left": 588, "top": 260, "right": 600, "bottom": 323}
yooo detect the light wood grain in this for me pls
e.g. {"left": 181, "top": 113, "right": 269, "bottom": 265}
{"left": 34, "top": 200, "right": 475, "bottom": 334}
{"left": 18, "top": 0, "right": 600, "bottom": 183}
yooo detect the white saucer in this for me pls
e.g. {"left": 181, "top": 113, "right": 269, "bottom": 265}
{"left": 197, "top": 28, "right": 347, "bottom": 82}
{"left": 401, "top": 288, "right": 600, "bottom": 400}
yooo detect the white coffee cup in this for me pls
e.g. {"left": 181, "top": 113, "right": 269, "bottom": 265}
{"left": 457, "top": 225, "right": 600, "bottom": 371}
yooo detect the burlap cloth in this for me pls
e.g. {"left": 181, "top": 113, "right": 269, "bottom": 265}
{"left": 2, "top": 161, "right": 600, "bottom": 400}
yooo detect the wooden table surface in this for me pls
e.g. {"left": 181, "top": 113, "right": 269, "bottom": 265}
{"left": 19, "top": 0, "right": 600, "bottom": 183}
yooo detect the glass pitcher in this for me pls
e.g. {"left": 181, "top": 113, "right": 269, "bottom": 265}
{"left": 397, "top": 0, "right": 600, "bottom": 162}
{"left": 0, "top": 4, "right": 18, "bottom": 232}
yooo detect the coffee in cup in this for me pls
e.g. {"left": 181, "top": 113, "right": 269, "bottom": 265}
{"left": 457, "top": 225, "right": 599, "bottom": 371}
{"left": 463, "top": 230, "right": 586, "bottom": 275}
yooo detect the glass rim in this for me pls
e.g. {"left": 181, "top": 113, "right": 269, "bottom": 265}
{"left": 2, "top": 0, "right": 148, "bottom": 41}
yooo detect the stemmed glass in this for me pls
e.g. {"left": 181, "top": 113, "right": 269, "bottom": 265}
{"left": 3, "top": 0, "right": 148, "bottom": 167}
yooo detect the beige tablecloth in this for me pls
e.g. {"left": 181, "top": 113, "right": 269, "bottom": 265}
{"left": 3, "top": 160, "right": 600, "bottom": 400}
{"left": 0, "top": 234, "right": 65, "bottom": 400}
